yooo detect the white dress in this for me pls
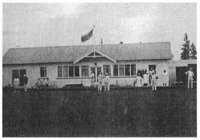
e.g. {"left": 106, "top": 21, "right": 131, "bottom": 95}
{"left": 136, "top": 76, "right": 142, "bottom": 87}
{"left": 143, "top": 74, "right": 149, "bottom": 85}
{"left": 162, "top": 72, "right": 168, "bottom": 85}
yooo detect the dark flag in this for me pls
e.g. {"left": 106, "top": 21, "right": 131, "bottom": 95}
{"left": 81, "top": 29, "right": 93, "bottom": 42}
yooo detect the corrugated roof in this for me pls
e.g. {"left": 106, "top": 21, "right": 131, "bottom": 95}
{"left": 3, "top": 42, "right": 172, "bottom": 65}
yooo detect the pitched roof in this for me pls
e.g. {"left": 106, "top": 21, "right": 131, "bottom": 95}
{"left": 3, "top": 42, "right": 172, "bottom": 65}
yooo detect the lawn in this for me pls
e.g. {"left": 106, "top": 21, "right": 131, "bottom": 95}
{"left": 3, "top": 87, "right": 196, "bottom": 137}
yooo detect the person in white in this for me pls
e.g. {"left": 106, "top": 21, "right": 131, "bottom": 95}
{"left": 151, "top": 72, "right": 158, "bottom": 91}
{"left": 136, "top": 74, "right": 142, "bottom": 87}
{"left": 162, "top": 70, "right": 168, "bottom": 87}
{"left": 143, "top": 72, "right": 149, "bottom": 87}
{"left": 104, "top": 73, "right": 110, "bottom": 91}
{"left": 90, "top": 72, "right": 95, "bottom": 87}
{"left": 98, "top": 72, "right": 103, "bottom": 91}
{"left": 185, "top": 68, "right": 194, "bottom": 89}
{"left": 149, "top": 68, "right": 155, "bottom": 85}
{"left": 14, "top": 77, "right": 20, "bottom": 92}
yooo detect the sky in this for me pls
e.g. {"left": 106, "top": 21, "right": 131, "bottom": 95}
{"left": 3, "top": 3, "right": 197, "bottom": 60}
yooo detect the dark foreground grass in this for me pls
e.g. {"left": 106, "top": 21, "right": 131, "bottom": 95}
{"left": 3, "top": 87, "right": 196, "bottom": 137}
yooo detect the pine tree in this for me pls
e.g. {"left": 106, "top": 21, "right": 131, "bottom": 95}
{"left": 190, "top": 43, "right": 197, "bottom": 59}
{"left": 181, "top": 33, "right": 190, "bottom": 60}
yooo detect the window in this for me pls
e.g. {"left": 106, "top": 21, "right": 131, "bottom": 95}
{"left": 131, "top": 64, "right": 136, "bottom": 76}
{"left": 103, "top": 65, "right": 111, "bottom": 76}
{"left": 69, "top": 66, "right": 74, "bottom": 77}
{"left": 63, "top": 66, "right": 68, "bottom": 77}
{"left": 82, "top": 65, "right": 89, "bottom": 77}
{"left": 40, "top": 67, "right": 47, "bottom": 77}
{"left": 119, "top": 65, "right": 124, "bottom": 76}
{"left": 75, "top": 66, "right": 79, "bottom": 77}
{"left": 125, "top": 65, "right": 130, "bottom": 76}
{"left": 58, "top": 66, "right": 62, "bottom": 77}
{"left": 113, "top": 65, "right": 118, "bottom": 76}
{"left": 149, "top": 65, "right": 156, "bottom": 73}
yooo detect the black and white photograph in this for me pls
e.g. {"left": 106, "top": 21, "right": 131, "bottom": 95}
{"left": 2, "top": 2, "right": 197, "bottom": 137}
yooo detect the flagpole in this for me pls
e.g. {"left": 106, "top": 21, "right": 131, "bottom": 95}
{"left": 93, "top": 25, "right": 95, "bottom": 58}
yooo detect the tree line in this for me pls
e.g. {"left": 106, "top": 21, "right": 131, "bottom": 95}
{"left": 180, "top": 33, "right": 197, "bottom": 60}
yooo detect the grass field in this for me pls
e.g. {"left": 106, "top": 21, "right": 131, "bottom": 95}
{"left": 3, "top": 87, "right": 196, "bottom": 137}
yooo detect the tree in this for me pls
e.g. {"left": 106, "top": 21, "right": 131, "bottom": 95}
{"left": 180, "top": 33, "right": 196, "bottom": 60}
{"left": 181, "top": 33, "right": 190, "bottom": 60}
{"left": 190, "top": 43, "right": 197, "bottom": 59}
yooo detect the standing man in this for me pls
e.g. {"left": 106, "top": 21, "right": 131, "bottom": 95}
{"left": 149, "top": 68, "right": 154, "bottom": 85}
{"left": 104, "top": 73, "right": 110, "bottom": 92}
{"left": 23, "top": 74, "right": 28, "bottom": 92}
{"left": 151, "top": 72, "right": 158, "bottom": 91}
{"left": 185, "top": 68, "right": 194, "bottom": 89}
{"left": 98, "top": 72, "right": 103, "bottom": 91}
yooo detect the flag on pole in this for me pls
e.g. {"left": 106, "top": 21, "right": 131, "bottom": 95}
{"left": 81, "top": 28, "right": 94, "bottom": 43}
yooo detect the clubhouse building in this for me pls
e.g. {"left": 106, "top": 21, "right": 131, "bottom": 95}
{"left": 3, "top": 42, "right": 196, "bottom": 88}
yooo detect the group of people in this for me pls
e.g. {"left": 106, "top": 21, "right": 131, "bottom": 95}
{"left": 90, "top": 72, "right": 110, "bottom": 92}
{"left": 12, "top": 67, "right": 194, "bottom": 93}
{"left": 135, "top": 68, "right": 168, "bottom": 91}
{"left": 13, "top": 74, "right": 28, "bottom": 92}
{"left": 91, "top": 68, "right": 171, "bottom": 91}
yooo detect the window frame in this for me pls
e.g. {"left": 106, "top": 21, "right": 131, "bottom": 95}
{"left": 103, "top": 65, "right": 111, "bottom": 76}
{"left": 40, "top": 67, "right": 47, "bottom": 77}
{"left": 81, "top": 65, "right": 89, "bottom": 77}
{"left": 113, "top": 65, "right": 118, "bottom": 76}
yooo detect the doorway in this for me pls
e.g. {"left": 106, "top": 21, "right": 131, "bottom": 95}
{"left": 12, "top": 69, "right": 26, "bottom": 86}
{"left": 91, "top": 66, "right": 102, "bottom": 83}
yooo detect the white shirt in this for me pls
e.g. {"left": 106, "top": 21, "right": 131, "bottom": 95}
{"left": 185, "top": 71, "right": 194, "bottom": 77}
{"left": 152, "top": 74, "right": 157, "bottom": 80}
{"left": 98, "top": 74, "right": 102, "bottom": 82}
{"left": 104, "top": 76, "right": 110, "bottom": 83}
{"left": 143, "top": 74, "right": 149, "bottom": 84}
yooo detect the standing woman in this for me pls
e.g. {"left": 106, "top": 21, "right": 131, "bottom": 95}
{"left": 98, "top": 72, "right": 103, "bottom": 91}
{"left": 90, "top": 72, "right": 95, "bottom": 87}
{"left": 136, "top": 73, "right": 142, "bottom": 87}
{"left": 14, "top": 77, "right": 20, "bottom": 92}
{"left": 162, "top": 70, "right": 168, "bottom": 87}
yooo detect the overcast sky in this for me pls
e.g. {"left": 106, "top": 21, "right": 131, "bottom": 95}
{"left": 3, "top": 3, "right": 196, "bottom": 60}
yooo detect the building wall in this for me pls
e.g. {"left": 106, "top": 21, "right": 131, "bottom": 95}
{"left": 3, "top": 59, "right": 170, "bottom": 88}
{"left": 168, "top": 60, "right": 197, "bottom": 85}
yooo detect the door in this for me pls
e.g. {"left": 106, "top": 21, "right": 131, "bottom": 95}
{"left": 12, "top": 70, "right": 20, "bottom": 84}
{"left": 91, "top": 67, "right": 102, "bottom": 83}
{"left": 20, "top": 69, "right": 26, "bottom": 86}
{"left": 176, "top": 66, "right": 187, "bottom": 83}
{"left": 97, "top": 67, "right": 102, "bottom": 82}
{"left": 12, "top": 69, "right": 26, "bottom": 86}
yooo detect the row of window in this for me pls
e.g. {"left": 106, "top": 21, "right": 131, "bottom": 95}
{"left": 113, "top": 64, "right": 136, "bottom": 76}
{"left": 55, "top": 64, "right": 136, "bottom": 78}
{"left": 58, "top": 65, "right": 88, "bottom": 78}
